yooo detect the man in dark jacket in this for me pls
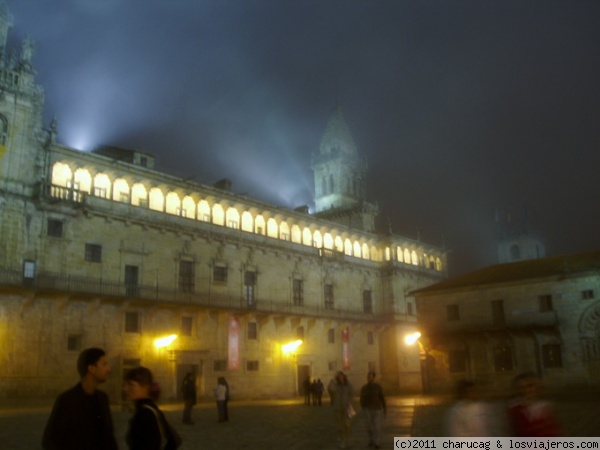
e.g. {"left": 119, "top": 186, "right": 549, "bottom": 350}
{"left": 42, "top": 347, "right": 118, "bottom": 450}
{"left": 181, "top": 371, "right": 197, "bottom": 424}
{"left": 360, "top": 372, "right": 386, "bottom": 449}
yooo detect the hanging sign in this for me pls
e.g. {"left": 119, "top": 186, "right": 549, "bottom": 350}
{"left": 228, "top": 316, "right": 240, "bottom": 370}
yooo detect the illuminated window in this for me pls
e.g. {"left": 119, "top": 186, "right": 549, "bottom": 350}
{"left": 94, "top": 186, "right": 107, "bottom": 198}
{"left": 85, "top": 244, "right": 102, "bottom": 263}
{"left": 227, "top": 220, "right": 238, "bottom": 228}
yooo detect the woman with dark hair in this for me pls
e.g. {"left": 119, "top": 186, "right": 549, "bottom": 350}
{"left": 123, "top": 366, "right": 181, "bottom": 450}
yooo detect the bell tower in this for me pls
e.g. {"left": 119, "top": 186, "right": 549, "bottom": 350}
{"left": 0, "top": 0, "right": 45, "bottom": 193}
{"left": 311, "top": 107, "right": 378, "bottom": 232}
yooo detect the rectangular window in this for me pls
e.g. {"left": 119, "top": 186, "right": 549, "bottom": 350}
{"left": 181, "top": 316, "right": 193, "bottom": 337}
{"left": 125, "top": 265, "right": 139, "bottom": 298}
{"left": 297, "top": 326, "right": 305, "bottom": 340}
{"left": 246, "top": 360, "right": 259, "bottom": 371}
{"left": 213, "top": 266, "right": 228, "bottom": 283}
{"left": 492, "top": 300, "right": 505, "bottom": 326}
{"left": 581, "top": 289, "right": 594, "bottom": 300}
{"left": 67, "top": 334, "right": 82, "bottom": 352}
{"left": 138, "top": 198, "right": 148, "bottom": 208}
{"left": 328, "top": 328, "right": 335, "bottom": 343}
{"left": 125, "top": 312, "right": 140, "bottom": 333}
{"left": 140, "top": 157, "right": 148, "bottom": 167}
{"left": 368, "top": 361, "right": 376, "bottom": 373}
{"left": 542, "top": 344, "right": 563, "bottom": 368}
{"left": 119, "top": 192, "right": 130, "bottom": 203}
{"left": 213, "top": 359, "right": 227, "bottom": 372}
{"left": 227, "top": 220, "right": 238, "bottom": 229}
{"left": 244, "top": 271, "right": 256, "bottom": 308}
{"left": 47, "top": 219, "right": 64, "bottom": 237}
{"left": 324, "top": 284, "right": 334, "bottom": 310}
{"left": 367, "top": 331, "right": 374, "bottom": 345}
{"left": 179, "top": 261, "right": 195, "bottom": 293}
{"left": 363, "top": 290, "right": 373, "bottom": 313}
{"left": 176, "top": 207, "right": 187, "bottom": 218}
{"left": 84, "top": 244, "right": 102, "bottom": 263}
{"left": 538, "top": 294, "right": 553, "bottom": 312}
{"left": 407, "top": 302, "right": 414, "bottom": 316}
{"left": 493, "top": 346, "right": 513, "bottom": 372}
{"left": 448, "top": 350, "right": 467, "bottom": 373}
{"left": 446, "top": 304, "right": 460, "bottom": 321}
{"left": 247, "top": 322, "right": 258, "bottom": 340}
{"left": 328, "top": 361, "right": 337, "bottom": 371}
{"left": 293, "top": 279, "right": 304, "bottom": 306}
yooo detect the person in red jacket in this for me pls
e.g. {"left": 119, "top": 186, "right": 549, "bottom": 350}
{"left": 508, "top": 372, "right": 562, "bottom": 437}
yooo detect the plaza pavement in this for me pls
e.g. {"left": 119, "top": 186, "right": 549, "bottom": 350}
{"left": 0, "top": 394, "right": 598, "bottom": 450}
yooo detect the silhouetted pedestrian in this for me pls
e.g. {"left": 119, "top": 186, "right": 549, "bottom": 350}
{"left": 181, "top": 372, "right": 196, "bottom": 425}
{"left": 42, "top": 347, "right": 118, "bottom": 450}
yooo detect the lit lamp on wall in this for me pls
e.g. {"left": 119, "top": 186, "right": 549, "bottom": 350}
{"left": 282, "top": 340, "right": 303, "bottom": 396}
{"left": 154, "top": 334, "right": 178, "bottom": 349}
{"left": 404, "top": 331, "right": 430, "bottom": 394}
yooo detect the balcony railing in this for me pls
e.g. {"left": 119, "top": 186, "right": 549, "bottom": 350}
{"left": 0, "top": 268, "right": 387, "bottom": 322}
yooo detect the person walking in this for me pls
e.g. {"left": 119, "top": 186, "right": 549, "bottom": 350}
{"left": 222, "top": 377, "right": 230, "bottom": 421}
{"left": 446, "top": 380, "right": 489, "bottom": 437}
{"left": 303, "top": 375, "right": 312, "bottom": 405}
{"left": 123, "top": 366, "right": 181, "bottom": 450}
{"left": 42, "top": 347, "right": 118, "bottom": 450}
{"left": 508, "top": 372, "right": 562, "bottom": 436}
{"left": 360, "top": 372, "right": 387, "bottom": 449}
{"left": 314, "top": 378, "right": 324, "bottom": 406}
{"left": 332, "top": 371, "right": 355, "bottom": 449}
{"left": 181, "top": 372, "right": 196, "bottom": 425}
{"left": 215, "top": 377, "right": 228, "bottom": 423}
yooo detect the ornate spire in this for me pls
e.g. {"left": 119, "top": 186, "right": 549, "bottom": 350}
{"left": 319, "top": 106, "right": 357, "bottom": 157}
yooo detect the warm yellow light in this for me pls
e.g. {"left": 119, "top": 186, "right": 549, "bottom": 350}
{"left": 282, "top": 339, "right": 303, "bottom": 355}
{"left": 404, "top": 332, "right": 421, "bottom": 346}
{"left": 154, "top": 334, "right": 177, "bottom": 349}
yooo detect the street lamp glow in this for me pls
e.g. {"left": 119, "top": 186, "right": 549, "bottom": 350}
{"left": 282, "top": 339, "right": 303, "bottom": 355}
{"left": 154, "top": 334, "right": 177, "bottom": 349}
{"left": 404, "top": 332, "right": 421, "bottom": 346}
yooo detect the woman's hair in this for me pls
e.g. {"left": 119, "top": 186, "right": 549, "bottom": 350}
{"left": 125, "top": 366, "right": 161, "bottom": 400}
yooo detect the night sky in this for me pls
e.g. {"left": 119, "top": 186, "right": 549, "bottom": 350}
{"left": 7, "top": 0, "right": 600, "bottom": 276}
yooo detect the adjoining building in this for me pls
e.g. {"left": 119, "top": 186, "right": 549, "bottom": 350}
{"left": 0, "top": 2, "right": 446, "bottom": 402}
{"left": 412, "top": 250, "right": 600, "bottom": 395}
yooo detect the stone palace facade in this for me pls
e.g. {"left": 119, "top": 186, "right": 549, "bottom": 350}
{"left": 0, "top": 2, "right": 446, "bottom": 402}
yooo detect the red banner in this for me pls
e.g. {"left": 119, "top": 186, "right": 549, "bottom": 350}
{"left": 342, "top": 327, "right": 350, "bottom": 370}
{"left": 228, "top": 316, "right": 240, "bottom": 370}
